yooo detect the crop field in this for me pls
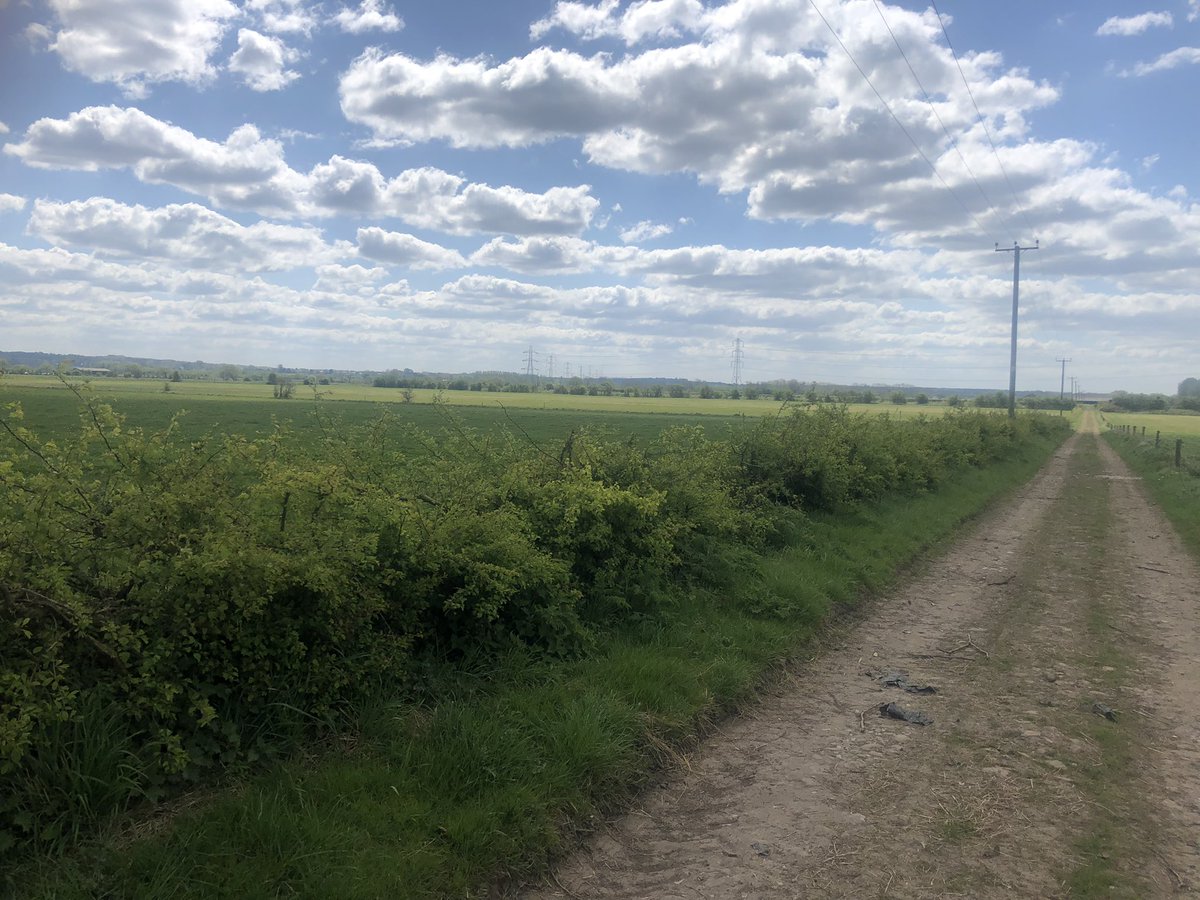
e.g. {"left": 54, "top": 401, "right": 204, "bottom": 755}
{"left": 1, "top": 375, "right": 954, "bottom": 448}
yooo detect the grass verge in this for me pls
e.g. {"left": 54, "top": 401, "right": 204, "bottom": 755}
{"left": 1102, "top": 431, "right": 1200, "bottom": 559}
{"left": 5, "top": 430, "right": 1065, "bottom": 900}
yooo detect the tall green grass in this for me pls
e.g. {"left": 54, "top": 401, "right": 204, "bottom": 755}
{"left": 6, "top": 426, "right": 1066, "bottom": 899}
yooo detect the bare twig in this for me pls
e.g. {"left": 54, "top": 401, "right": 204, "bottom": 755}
{"left": 1154, "top": 850, "right": 1185, "bottom": 890}
{"left": 1136, "top": 564, "right": 1172, "bottom": 575}
{"left": 550, "top": 870, "right": 581, "bottom": 900}
{"left": 936, "top": 633, "right": 990, "bottom": 659}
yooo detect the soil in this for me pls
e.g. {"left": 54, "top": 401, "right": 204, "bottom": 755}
{"left": 524, "top": 413, "right": 1200, "bottom": 899}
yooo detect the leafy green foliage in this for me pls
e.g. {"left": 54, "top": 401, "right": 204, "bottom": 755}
{"left": 0, "top": 383, "right": 1067, "bottom": 865}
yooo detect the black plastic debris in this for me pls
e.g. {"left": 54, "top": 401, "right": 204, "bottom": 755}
{"left": 751, "top": 841, "right": 771, "bottom": 858}
{"left": 879, "top": 702, "right": 933, "bottom": 726}
{"left": 1092, "top": 702, "right": 1118, "bottom": 722}
{"left": 878, "top": 672, "right": 938, "bottom": 695}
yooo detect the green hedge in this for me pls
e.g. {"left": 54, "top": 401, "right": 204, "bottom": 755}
{"left": 0, "top": 389, "right": 1066, "bottom": 860}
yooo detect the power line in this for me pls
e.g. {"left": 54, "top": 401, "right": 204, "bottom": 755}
{"left": 870, "top": 0, "right": 1014, "bottom": 238}
{"left": 929, "top": 0, "right": 1036, "bottom": 235}
{"left": 807, "top": 0, "right": 997, "bottom": 242}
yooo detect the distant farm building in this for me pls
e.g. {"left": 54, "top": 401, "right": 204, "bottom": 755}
{"left": 71, "top": 367, "right": 112, "bottom": 376}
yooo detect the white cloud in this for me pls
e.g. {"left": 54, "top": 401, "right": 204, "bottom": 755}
{"left": 532, "top": 0, "right": 705, "bottom": 44}
{"left": 5, "top": 107, "right": 599, "bottom": 235}
{"left": 1096, "top": 12, "right": 1173, "bottom": 36}
{"left": 619, "top": 219, "right": 674, "bottom": 243}
{"left": 43, "top": 0, "right": 237, "bottom": 95}
{"left": 245, "top": 0, "right": 320, "bottom": 35}
{"left": 333, "top": 0, "right": 404, "bottom": 34}
{"left": 1122, "top": 46, "right": 1200, "bottom": 76}
{"left": 28, "top": 197, "right": 348, "bottom": 271}
{"left": 228, "top": 29, "right": 302, "bottom": 92}
{"left": 313, "top": 263, "right": 389, "bottom": 293}
{"left": 0, "top": 193, "right": 27, "bottom": 213}
{"left": 338, "top": 0, "right": 1060, "bottom": 240}
{"left": 0, "top": 122, "right": 8, "bottom": 135}
{"left": 1140, "top": 153, "right": 1160, "bottom": 171}
{"left": 356, "top": 226, "right": 467, "bottom": 269}
{"left": 1190, "top": 0, "right": 1199, "bottom": 22}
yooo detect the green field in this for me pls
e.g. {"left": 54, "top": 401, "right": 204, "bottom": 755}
{"left": 1, "top": 375, "right": 955, "bottom": 449}
{"left": 1097, "top": 408, "right": 1200, "bottom": 441}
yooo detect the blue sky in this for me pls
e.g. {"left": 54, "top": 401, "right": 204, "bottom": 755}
{"left": 0, "top": 0, "right": 1197, "bottom": 390}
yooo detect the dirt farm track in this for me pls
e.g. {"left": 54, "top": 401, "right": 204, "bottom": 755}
{"left": 525, "top": 412, "right": 1200, "bottom": 899}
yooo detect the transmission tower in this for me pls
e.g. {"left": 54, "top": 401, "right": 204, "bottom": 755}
{"left": 522, "top": 345, "right": 538, "bottom": 382}
{"left": 731, "top": 337, "right": 745, "bottom": 387}
{"left": 547, "top": 353, "right": 555, "bottom": 381}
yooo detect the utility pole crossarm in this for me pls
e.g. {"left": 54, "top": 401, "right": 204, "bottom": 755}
{"left": 996, "top": 240, "right": 1039, "bottom": 418}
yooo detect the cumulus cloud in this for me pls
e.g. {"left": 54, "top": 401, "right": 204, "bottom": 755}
{"left": 619, "top": 219, "right": 674, "bottom": 243}
{"left": 313, "top": 263, "right": 389, "bottom": 293}
{"left": 532, "top": 0, "right": 705, "bottom": 43}
{"left": 42, "top": 0, "right": 237, "bottom": 96}
{"left": 28, "top": 197, "right": 349, "bottom": 271}
{"left": 1096, "top": 12, "right": 1173, "bottom": 36}
{"left": 356, "top": 226, "right": 467, "bottom": 269}
{"left": 338, "top": 0, "right": 1059, "bottom": 240}
{"left": 1121, "top": 46, "right": 1200, "bottom": 76}
{"left": 0, "top": 194, "right": 26, "bottom": 213}
{"left": 228, "top": 28, "right": 302, "bottom": 91}
{"left": 333, "top": 0, "right": 404, "bottom": 34}
{"left": 245, "top": 0, "right": 320, "bottom": 35}
{"left": 5, "top": 107, "right": 600, "bottom": 235}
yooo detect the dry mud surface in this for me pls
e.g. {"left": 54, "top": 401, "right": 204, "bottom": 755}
{"left": 525, "top": 414, "right": 1200, "bottom": 899}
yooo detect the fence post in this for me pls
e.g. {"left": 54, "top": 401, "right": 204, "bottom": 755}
{"left": 1142, "top": 426, "right": 1146, "bottom": 437}
{"left": 1156, "top": 430, "right": 1161, "bottom": 447}
{"left": 1177, "top": 439, "right": 1183, "bottom": 468}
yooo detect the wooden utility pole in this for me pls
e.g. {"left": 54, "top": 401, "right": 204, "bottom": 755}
{"left": 996, "top": 241, "right": 1039, "bottom": 417}
{"left": 1056, "top": 356, "right": 1071, "bottom": 401}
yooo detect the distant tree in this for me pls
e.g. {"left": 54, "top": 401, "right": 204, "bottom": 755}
{"left": 668, "top": 384, "right": 688, "bottom": 398}
{"left": 915, "top": 393, "right": 930, "bottom": 405}
{"left": 859, "top": 390, "right": 877, "bottom": 404}
{"left": 890, "top": 391, "right": 908, "bottom": 405}
{"left": 973, "top": 391, "right": 1009, "bottom": 408}
{"left": 1179, "top": 377, "right": 1200, "bottom": 398}
{"left": 1108, "top": 392, "right": 1168, "bottom": 412}
{"left": 218, "top": 364, "right": 240, "bottom": 381}
{"left": 273, "top": 378, "right": 294, "bottom": 400}
{"left": 170, "top": 370, "right": 183, "bottom": 382}
{"left": 401, "top": 388, "right": 414, "bottom": 403}
{"left": 947, "top": 395, "right": 963, "bottom": 408}
{"left": 699, "top": 385, "right": 717, "bottom": 399}
{"left": 267, "top": 372, "right": 279, "bottom": 385}
{"left": 729, "top": 388, "right": 741, "bottom": 400}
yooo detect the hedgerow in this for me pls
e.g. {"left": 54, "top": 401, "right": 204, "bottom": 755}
{"left": 0, "top": 385, "right": 1065, "bottom": 860}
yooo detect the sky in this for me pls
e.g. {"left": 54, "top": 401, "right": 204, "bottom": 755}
{"left": 0, "top": 0, "right": 1197, "bottom": 391}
